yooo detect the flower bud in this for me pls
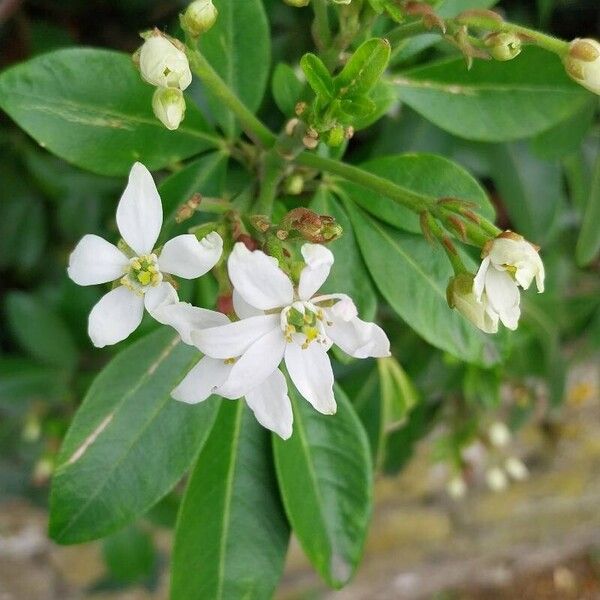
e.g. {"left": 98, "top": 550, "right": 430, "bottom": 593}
{"left": 485, "top": 466, "right": 508, "bottom": 492}
{"left": 447, "top": 273, "right": 498, "bottom": 334}
{"left": 181, "top": 0, "right": 218, "bottom": 37}
{"left": 485, "top": 32, "right": 522, "bottom": 62}
{"left": 447, "top": 475, "right": 467, "bottom": 499}
{"left": 326, "top": 124, "right": 345, "bottom": 147}
{"left": 564, "top": 38, "right": 600, "bottom": 95}
{"left": 488, "top": 421, "right": 511, "bottom": 448}
{"left": 138, "top": 34, "right": 192, "bottom": 90}
{"left": 505, "top": 457, "right": 529, "bottom": 481}
{"left": 284, "top": 0, "right": 310, "bottom": 6}
{"left": 152, "top": 87, "right": 186, "bottom": 130}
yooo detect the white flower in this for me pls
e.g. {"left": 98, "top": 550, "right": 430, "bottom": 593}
{"left": 139, "top": 35, "right": 192, "bottom": 90}
{"left": 505, "top": 457, "right": 529, "bottom": 481}
{"left": 182, "top": 0, "right": 219, "bottom": 36}
{"left": 67, "top": 162, "right": 223, "bottom": 348}
{"left": 474, "top": 232, "right": 545, "bottom": 330}
{"left": 485, "top": 466, "right": 508, "bottom": 492}
{"left": 447, "top": 475, "right": 467, "bottom": 499}
{"left": 564, "top": 38, "right": 600, "bottom": 95}
{"left": 152, "top": 87, "right": 186, "bottom": 130}
{"left": 166, "top": 242, "right": 390, "bottom": 439}
{"left": 447, "top": 274, "right": 498, "bottom": 334}
{"left": 488, "top": 421, "right": 511, "bottom": 448}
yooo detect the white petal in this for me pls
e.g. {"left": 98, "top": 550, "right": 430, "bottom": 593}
{"left": 172, "top": 356, "right": 232, "bottom": 404}
{"left": 245, "top": 369, "right": 293, "bottom": 440}
{"left": 158, "top": 232, "right": 223, "bottom": 279}
{"left": 227, "top": 242, "right": 293, "bottom": 310}
{"left": 67, "top": 234, "right": 128, "bottom": 286}
{"left": 191, "top": 314, "right": 279, "bottom": 358}
{"left": 298, "top": 243, "right": 334, "bottom": 300}
{"left": 233, "top": 289, "right": 263, "bottom": 319}
{"left": 473, "top": 256, "right": 490, "bottom": 302}
{"left": 484, "top": 268, "right": 521, "bottom": 330}
{"left": 217, "top": 328, "right": 286, "bottom": 399}
{"left": 116, "top": 162, "right": 163, "bottom": 256}
{"left": 144, "top": 282, "right": 179, "bottom": 324}
{"left": 156, "top": 301, "right": 229, "bottom": 346}
{"left": 285, "top": 342, "right": 336, "bottom": 415}
{"left": 326, "top": 315, "right": 390, "bottom": 358}
{"left": 88, "top": 286, "right": 144, "bottom": 347}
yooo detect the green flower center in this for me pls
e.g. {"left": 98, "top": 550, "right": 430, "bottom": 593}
{"left": 120, "top": 254, "right": 162, "bottom": 294}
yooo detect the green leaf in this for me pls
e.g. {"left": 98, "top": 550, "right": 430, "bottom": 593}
{"left": 5, "top": 292, "right": 77, "bottom": 371}
{"left": 158, "top": 151, "right": 228, "bottom": 241}
{"left": 576, "top": 149, "right": 600, "bottom": 266}
{"left": 340, "top": 153, "right": 494, "bottom": 234}
{"left": 103, "top": 525, "right": 157, "bottom": 584}
{"left": 200, "top": 0, "right": 270, "bottom": 137}
{"left": 395, "top": 47, "right": 591, "bottom": 142}
{"left": 172, "top": 401, "right": 289, "bottom": 600}
{"left": 437, "top": 0, "right": 498, "bottom": 17}
{"left": 487, "top": 142, "right": 565, "bottom": 245}
{"left": 0, "top": 48, "right": 218, "bottom": 176}
{"left": 378, "top": 357, "right": 419, "bottom": 432}
{"left": 49, "top": 328, "right": 220, "bottom": 544}
{"left": 339, "top": 96, "right": 376, "bottom": 120}
{"left": 301, "top": 53, "right": 335, "bottom": 100}
{"left": 351, "top": 81, "right": 397, "bottom": 131}
{"left": 346, "top": 204, "right": 501, "bottom": 366}
{"left": 0, "top": 358, "right": 67, "bottom": 407}
{"left": 273, "top": 384, "right": 372, "bottom": 589}
{"left": 310, "top": 187, "right": 377, "bottom": 320}
{"left": 272, "top": 63, "right": 304, "bottom": 115}
{"left": 335, "top": 38, "right": 391, "bottom": 98}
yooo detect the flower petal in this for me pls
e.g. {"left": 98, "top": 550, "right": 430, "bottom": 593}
{"left": 88, "top": 286, "right": 144, "bottom": 347}
{"left": 171, "top": 356, "right": 232, "bottom": 404}
{"left": 233, "top": 289, "right": 263, "bottom": 319}
{"left": 158, "top": 232, "right": 223, "bottom": 279}
{"left": 484, "top": 268, "right": 521, "bottom": 330}
{"left": 245, "top": 369, "right": 293, "bottom": 440}
{"left": 217, "top": 328, "right": 286, "bottom": 399}
{"left": 144, "top": 282, "right": 179, "bottom": 323}
{"left": 116, "top": 162, "right": 163, "bottom": 256}
{"left": 285, "top": 342, "right": 336, "bottom": 415}
{"left": 473, "top": 256, "right": 490, "bottom": 302}
{"left": 156, "top": 301, "right": 230, "bottom": 346}
{"left": 67, "top": 234, "right": 128, "bottom": 286}
{"left": 326, "top": 315, "right": 390, "bottom": 358}
{"left": 298, "top": 243, "right": 334, "bottom": 300}
{"left": 191, "top": 314, "right": 279, "bottom": 358}
{"left": 227, "top": 242, "right": 293, "bottom": 310}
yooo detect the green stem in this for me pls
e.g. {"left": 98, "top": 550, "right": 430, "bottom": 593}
{"left": 457, "top": 14, "right": 569, "bottom": 56}
{"left": 185, "top": 44, "right": 276, "bottom": 147}
{"left": 387, "top": 20, "right": 429, "bottom": 47}
{"left": 312, "top": 0, "right": 332, "bottom": 51}
{"left": 295, "top": 151, "right": 433, "bottom": 213}
{"left": 427, "top": 214, "right": 468, "bottom": 275}
{"left": 255, "top": 151, "right": 284, "bottom": 216}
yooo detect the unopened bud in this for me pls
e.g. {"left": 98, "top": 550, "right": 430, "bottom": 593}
{"left": 488, "top": 421, "right": 511, "bottom": 448}
{"left": 295, "top": 101, "right": 307, "bottom": 116}
{"left": 303, "top": 135, "right": 319, "bottom": 149}
{"left": 284, "top": 174, "right": 305, "bottom": 195}
{"left": 152, "top": 87, "right": 186, "bottom": 130}
{"left": 447, "top": 274, "right": 498, "bottom": 334}
{"left": 138, "top": 33, "right": 192, "bottom": 90}
{"left": 485, "top": 32, "right": 522, "bottom": 61}
{"left": 447, "top": 475, "right": 467, "bottom": 499}
{"left": 326, "top": 124, "right": 345, "bottom": 147}
{"left": 284, "top": 0, "right": 310, "bottom": 6}
{"left": 486, "top": 466, "right": 508, "bottom": 492}
{"left": 282, "top": 208, "right": 342, "bottom": 243}
{"left": 505, "top": 457, "right": 529, "bottom": 481}
{"left": 564, "top": 38, "right": 600, "bottom": 95}
{"left": 181, "top": 0, "right": 218, "bottom": 36}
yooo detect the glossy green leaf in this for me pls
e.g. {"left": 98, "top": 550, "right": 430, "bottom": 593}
{"left": 351, "top": 81, "right": 397, "bottom": 131}
{"left": 49, "top": 328, "right": 220, "bottom": 544}
{"left": 200, "top": 0, "right": 270, "bottom": 137}
{"left": 103, "top": 525, "right": 157, "bottom": 584}
{"left": 5, "top": 292, "right": 77, "bottom": 371}
{"left": 0, "top": 48, "right": 219, "bottom": 176}
{"left": 158, "top": 151, "right": 228, "bottom": 241}
{"left": 378, "top": 357, "right": 419, "bottom": 432}
{"left": 576, "top": 149, "right": 600, "bottom": 266}
{"left": 395, "top": 47, "right": 591, "bottom": 142}
{"left": 335, "top": 38, "right": 391, "bottom": 98}
{"left": 487, "top": 142, "right": 565, "bottom": 245}
{"left": 340, "top": 153, "right": 494, "bottom": 234}
{"left": 310, "top": 187, "right": 377, "bottom": 320}
{"left": 437, "top": 0, "right": 498, "bottom": 16}
{"left": 273, "top": 384, "right": 372, "bottom": 589}
{"left": 172, "top": 401, "right": 289, "bottom": 600}
{"left": 346, "top": 204, "right": 501, "bottom": 366}
{"left": 0, "top": 358, "right": 67, "bottom": 407}
{"left": 272, "top": 63, "right": 304, "bottom": 115}
{"left": 301, "top": 53, "right": 335, "bottom": 100}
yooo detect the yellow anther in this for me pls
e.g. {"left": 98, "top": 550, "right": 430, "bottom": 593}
{"left": 137, "top": 271, "right": 152, "bottom": 286}
{"left": 224, "top": 357, "right": 236, "bottom": 365}
{"left": 131, "top": 259, "right": 142, "bottom": 270}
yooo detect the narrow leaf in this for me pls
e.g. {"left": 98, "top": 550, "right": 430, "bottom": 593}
{"left": 335, "top": 38, "right": 391, "bottom": 97}
{"left": 300, "top": 53, "right": 335, "bottom": 100}
{"left": 576, "top": 149, "right": 600, "bottom": 266}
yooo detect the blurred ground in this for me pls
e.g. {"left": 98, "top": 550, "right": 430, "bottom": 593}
{"left": 1, "top": 358, "right": 599, "bottom": 600}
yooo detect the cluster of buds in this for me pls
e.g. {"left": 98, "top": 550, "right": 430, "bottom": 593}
{"left": 564, "top": 38, "right": 600, "bottom": 95}
{"left": 136, "top": 31, "right": 191, "bottom": 130}
{"left": 293, "top": 103, "right": 355, "bottom": 150}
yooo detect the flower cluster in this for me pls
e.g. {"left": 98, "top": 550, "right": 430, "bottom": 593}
{"left": 137, "top": 32, "right": 192, "bottom": 130}
{"left": 448, "top": 232, "right": 545, "bottom": 334}
{"left": 68, "top": 162, "right": 389, "bottom": 439}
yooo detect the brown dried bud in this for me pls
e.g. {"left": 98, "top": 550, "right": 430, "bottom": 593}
{"left": 175, "top": 193, "right": 202, "bottom": 223}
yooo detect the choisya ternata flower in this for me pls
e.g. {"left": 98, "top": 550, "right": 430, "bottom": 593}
{"left": 564, "top": 38, "right": 600, "bottom": 95}
{"left": 67, "top": 162, "right": 222, "bottom": 348}
{"left": 473, "top": 232, "right": 545, "bottom": 331}
{"left": 138, "top": 34, "right": 192, "bottom": 91}
{"left": 163, "top": 242, "right": 390, "bottom": 439}
{"left": 447, "top": 273, "right": 498, "bottom": 334}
